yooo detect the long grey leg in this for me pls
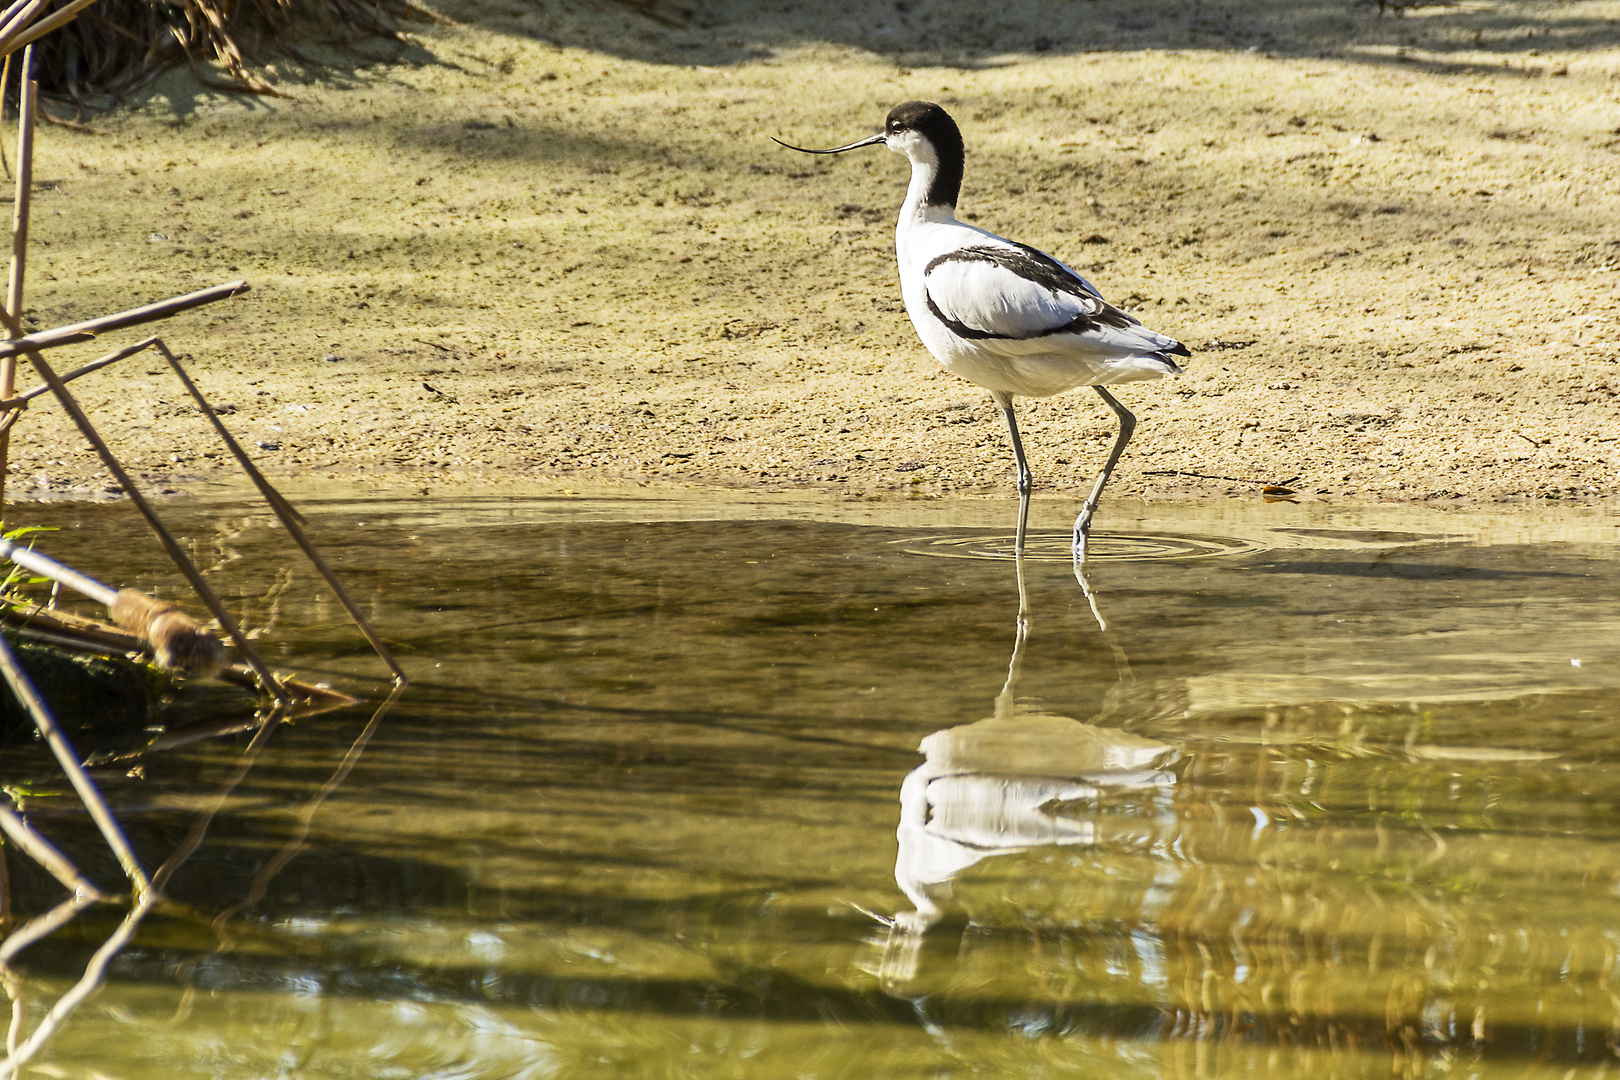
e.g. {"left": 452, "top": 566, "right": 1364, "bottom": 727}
{"left": 991, "top": 390, "right": 1032, "bottom": 554}
{"left": 1072, "top": 386, "right": 1136, "bottom": 563}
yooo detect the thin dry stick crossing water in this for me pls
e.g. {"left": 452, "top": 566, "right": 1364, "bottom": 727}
{"left": 1, "top": 493, "right": 1617, "bottom": 1078}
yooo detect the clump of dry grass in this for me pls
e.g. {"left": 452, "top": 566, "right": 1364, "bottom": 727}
{"left": 23, "top": 0, "right": 442, "bottom": 109}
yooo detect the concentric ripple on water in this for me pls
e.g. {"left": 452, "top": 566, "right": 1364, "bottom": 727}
{"left": 892, "top": 531, "right": 1270, "bottom": 561}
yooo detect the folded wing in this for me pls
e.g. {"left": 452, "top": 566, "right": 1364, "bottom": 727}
{"left": 923, "top": 243, "right": 1139, "bottom": 342}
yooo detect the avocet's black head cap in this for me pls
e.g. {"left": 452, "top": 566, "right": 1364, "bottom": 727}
{"left": 884, "top": 101, "right": 964, "bottom": 207}
{"left": 883, "top": 101, "right": 959, "bottom": 145}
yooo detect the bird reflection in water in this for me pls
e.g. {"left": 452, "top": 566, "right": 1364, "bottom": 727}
{"left": 879, "top": 555, "right": 1179, "bottom": 988}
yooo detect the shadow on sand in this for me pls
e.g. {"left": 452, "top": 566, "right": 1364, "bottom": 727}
{"left": 437, "top": 0, "right": 1619, "bottom": 72}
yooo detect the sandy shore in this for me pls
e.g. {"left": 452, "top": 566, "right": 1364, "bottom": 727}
{"left": 8, "top": 0, "right": 1620, "bottom": 514}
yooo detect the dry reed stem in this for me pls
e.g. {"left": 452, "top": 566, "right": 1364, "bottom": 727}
{"left": 1, "top": 0, "right": 114, "bottom": 58}
{"left": 5, "top": 61, "right": 32, "bottom": 325}
{"left": 0, "top": 535, "right": 117, "bottom": 606}
{"left": 0, "top": 54, "right": 11, "bottom": 180}
{"left": 1, "top": 975, "right": 11, "bottom": 1060}
{"left": 0, "top": 296, "right": 288, "bottom": 701}
{"left": 12, "top": 344, "right": 290, "bottom": 702}
{"left": 0, "top": 1, "right": 47, "bottom": 58}
{"left": 0, "top": 47, "right": 29, "bottom": 517}
{"left": 0, "top": 3, "right": 27, "bottom": 36}
{"left": 156, "top": 339, "right": 408, "bottom": 683}
{"left": 153, "top": 339, "right": 305, "bottom": 524}
{"left": 0, "top": 279, "right": 248, "bottom": 360}
{"left": 5, "top": 336, "right": 158, "bottom": 406}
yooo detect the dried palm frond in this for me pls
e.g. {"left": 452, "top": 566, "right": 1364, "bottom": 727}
{"left": 9, "top": 0, "right": 443, "bottom": 109}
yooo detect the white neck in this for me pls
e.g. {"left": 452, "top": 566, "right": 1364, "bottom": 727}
{"left": 900, "top": 157, "right": 956, "bottom": 222}
{"left": 895, "top": 152, "right": 958, "bottom": 263}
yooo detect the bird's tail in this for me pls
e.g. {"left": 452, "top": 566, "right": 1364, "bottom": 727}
{"left": 1155, "top": 351, "right": 1186, "bottom": 377}
{"left": 1155, "top": 337, "right": 1191, "bottom": 376}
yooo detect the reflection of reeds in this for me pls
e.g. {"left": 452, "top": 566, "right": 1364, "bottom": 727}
{"left": 0, "top": 679, "right": 401, "bottom": 1076}
{"left": 0, "top": 893, "right": 151, "bottom": 1078}
{"left": 0, "top": 636, "right": 151, "bottom": 893}
{"left": 0, "top": 806, "right": 105, "bottom": 901}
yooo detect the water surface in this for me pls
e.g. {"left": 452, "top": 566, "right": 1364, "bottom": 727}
{"left": 4, "top": 491, "right": 1619, "bottom": 1079}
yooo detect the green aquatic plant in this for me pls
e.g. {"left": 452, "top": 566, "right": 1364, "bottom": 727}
{"left": 0, "top": 524, "right": 57, "bottom": 610}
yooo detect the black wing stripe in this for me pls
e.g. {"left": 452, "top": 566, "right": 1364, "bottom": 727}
{"left": 922, "top": 244, "right": 1134, "bottom": 340}
{"left": 923, "top": 293, "right": 1100, "bottom": 341}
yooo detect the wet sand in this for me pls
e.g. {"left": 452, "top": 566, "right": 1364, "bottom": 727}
{"left": 10, "top": 0, "right": 1620, "bottom": 511}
